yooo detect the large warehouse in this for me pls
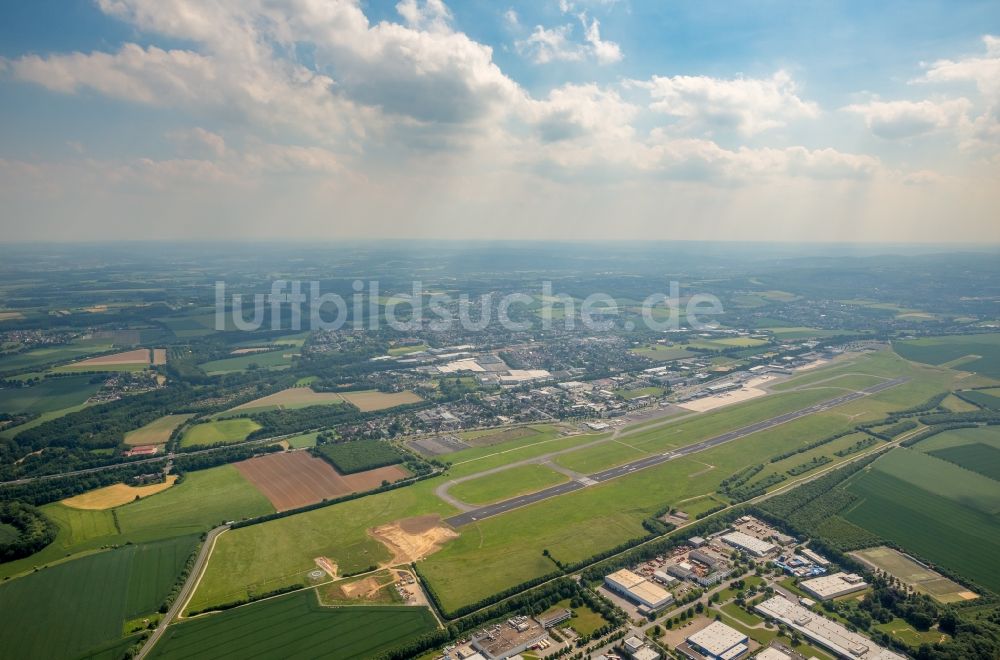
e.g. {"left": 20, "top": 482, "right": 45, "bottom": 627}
{"left": 604, "top": 569, "right": 674, "bottom": 611}
{"left": 685, "top": 621, "right": 749, "bottom": 660}
{"left": 800, "top": 572, "right": 868, "bottom": 600}
{"left": 721, "top": 531, "right": 776, "bottom": 557}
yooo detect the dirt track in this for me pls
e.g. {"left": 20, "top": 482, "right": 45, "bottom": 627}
{"left": 235, "top": 451, "right": 410, "bottom": 511}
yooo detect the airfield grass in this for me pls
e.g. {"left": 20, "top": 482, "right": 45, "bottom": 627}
{"left": 155, "top": 592, "right": 436, "bottom": 660}
{"left": 450, "top": 464, "right": 570, "bottom": 505}
{"left": 941, "top": 393, "right": 982, "bottom": 412}
{"left": 842, "top": 453, "right": 1000, "bottom": 594}
{"left": 198, "top": 349, "right": 295, "bottom": 375}
{"left": 893, "top": 333, "right": 1000, "bottom": 379}
{"left": 629, "top": 345, "right": 694, "bottom": 361}
{"left": 0, "top": 466, "right": 272, "bottom": 579}
{"left": 186, "top": 479, "right": 453, "bottom": 612}
{"left": 179, "top": 418, "right": 261, "bottom": 448}
{"left": 124, "top": 413, "right": 194, "bottom": 446}
{"left": 0, "top": 535, "right": 197, "bottom": 660}
{"left": 0, "top": 374, "right": 103, "bottom": 413}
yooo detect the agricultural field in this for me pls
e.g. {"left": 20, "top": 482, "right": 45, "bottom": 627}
{"left": 850, "top": 546, "right": 977, "bottom": 604}
{"left": 449, "top": 464, "right": 569, "bottom": 505}
{"left": 339, "top": 389, "right": 423, "bottom": 412}
{"left": 0, "top": 534, "right": 197, "bottom": 660}
{"left": 629, "top": 344, "right": 694, "bottom": 361}
{"left": 155, "top": 592, "right": 436, "bottom": 660}
{"left": 687, "top": 336, "right": 769, "bottom": 350}
{"left": 0, "top": 336, "right": 116, "bottom": 374}
{"left": 186, "top": 480, "right": 454, "bottom": 612}
{"left": 179, "top": 418, "right": 261, "bottom": 448}
{"left": 841, "top": 450, "right": 1000, "bottom": 594}
{"left": 928, "top": 443, "right": 1000, "bottom": 481}
{"left": 124, "top": 414, "right": 193, "bottom": 446}
{"left": 198, "top": 349, "right": 296, "bottom": 375}
{"left": 0, "top": 374, "right": 103, "bottom": 414}
{"left": 223, "top": 387, "right": 348, "bottom": 414}
{"left": 315, "top": 439, "right": 407, "bottom": 473}
{"left": 234, "top": 450, "right": 410, "bottom": 511}
{"left": 61, "top": 476, "right": 179, "bottom": 509}
{"left": 893, "top": 333, "right": 1000, "bottom": 379}
{"left": 957, "top": 389, "right": 1000, "bottom": 410}
{"left": 54, "top": 348, "right": 155, "bottom": 372}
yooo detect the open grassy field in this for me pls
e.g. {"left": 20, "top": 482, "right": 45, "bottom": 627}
{"left": 893, "top": 333, "right": 1000, "bottom": 379}
{"left": 928, "top": 443, "right": 1000, "bottom": 482}
{"left": 179, "top": 418, "right": 261, "bottom": 448}
{"left": 863, "top": 448, "right": 1000, "bottom": 515}
{"left": 186, "top": 480, "right": 453, "bottom": 612}
{"left": 629, "top": 345, "right": 695, "bottom": 362}
{"left": 547, "top": 598, "right": 608, "bottom": 636}
{"left": 339, "top": 389, "right": 423, "bottom": 411}
{"left": 910, "top": 424, "right": 1000, "bottom": 454}
{"left": 155, "top": 592, "right": 436, "bottom": 660}
{"left": 198, "top": 349, "right": 295, "bottom": 375}
{"left": 0, "top": 337, "right": 115, "bottom": 374}
{"left": 54, "top": 348, "right": 153, "bottom": 372}
{"left": 0, "top": 534, "right": 197, "bottom": 660}
{"left": 223, "top": 387, "right": 348, "bottom": 415}
{"left": 687, "top": 337, "right": 769, "bottom": 350}
{"left": 0, "top": 465, "right": 272, "bottom": 579}
{"left": 766, "top": 326, "right": 851, "bottom": 339}
{"left": 0, "top": 374, "right": 103, "bottom": 413}
{"left": 957, "top": 389, "right": 1000, "bottom": 410}
{"left": 874, "top": 618, "right": 947, "bottom": 648}
{"left": 62, "top": 476, "right": 179, "bottom": 509}
{"left": 850, "top": 546, "right": 976, "bottom": 604}
{"left": 124, "top": 414, "right": 194, "bottom": 446}
{"left": 449, "top": 464, "right": 569, "bottom": 505}
{"left": 843, "top": 453, "right": 1000, "bottom": 594}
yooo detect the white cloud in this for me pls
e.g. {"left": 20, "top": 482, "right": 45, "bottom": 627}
{"left": 515, "top": 12, "right": 621, "bottom": 65}
{"left": 504, "top": 8, "right": 519, "bottom": 28}
{"left": 919, "top": 34, "right": 1000, "bottom": 98}
{"left": 635, "top": 70, "right": 819, "bottom": 136}
{"left": 842, "top": 98, "right": 971, "bottom": 139}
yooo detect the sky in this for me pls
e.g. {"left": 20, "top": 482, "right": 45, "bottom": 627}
{"left": 0, "top": 0, "right": 998, "bottom": 243}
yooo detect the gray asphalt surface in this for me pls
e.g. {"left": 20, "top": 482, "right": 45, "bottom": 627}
{"left": 445, "top": 377, "right": 906, "bottom": 527}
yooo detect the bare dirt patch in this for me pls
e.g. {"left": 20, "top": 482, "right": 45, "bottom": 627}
{"left": 230, "top": 347, "right": 275, "bottom": 355}
{"left": 314, "top": 556, "right": 338, "bottom": 578}
{"left": 61, "top": 476, "right": 178, "bottom": 510}
{"left": 339, "top": 389, "right": 423, "bottom": 412}
{"left": 235, "top": 451, "right": 411, "bottom": 511}
{"left": 368, "top": 515, "right": 458, "bottom": 565}
{"left": 71, "top": 348, "right": 152, "bottom": 367}
{"left": 151, "top": 348, "right": 167, "bottom": 365}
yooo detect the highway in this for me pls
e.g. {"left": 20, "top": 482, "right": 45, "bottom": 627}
{"left": 444, "top": 377, "right": 906, "bottom": 527}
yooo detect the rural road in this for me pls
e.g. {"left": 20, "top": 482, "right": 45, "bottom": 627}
{"left": 135, "top": 523, "right": 230, "bottom": 660}
{"left": 444, "top": 377, "right": 906, "bottom": 526}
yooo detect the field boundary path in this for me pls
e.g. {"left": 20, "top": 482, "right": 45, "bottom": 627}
{"left": 444, "top": 378, "right": 907, "bottom": 526}
{"left": 135, "top": 523, "right": 230, "bottom": 660}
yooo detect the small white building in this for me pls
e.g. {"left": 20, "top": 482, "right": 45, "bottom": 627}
{"left": 800, "top": 572, "right": 868, "bottom": 600}
{"left": 721, "top": 531, "right": 776, "bottom": 557}
{"left": 686, "top": 621, "right": 749, "bottom": 660}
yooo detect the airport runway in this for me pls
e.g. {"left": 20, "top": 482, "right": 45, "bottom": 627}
{"left": 444, "top": 377, "right": 906, "bottom": 527}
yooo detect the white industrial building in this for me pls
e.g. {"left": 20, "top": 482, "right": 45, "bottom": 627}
{"left": 604, "top": 569, "right": 674, "bottom": 611}
{"left": 800, "top": 572, "right": 868, "bottom": 600}
{"left": 721, "top": 531, "right": 776, "bottom": 557}
{"left": 755, "top": 595, "right": 906, "bottom": 660}
{"left": 754, "top": 648, "right": 791, "bottom": 660}
{"left": 685, "top": 621, "right": 749, "bottom": 660}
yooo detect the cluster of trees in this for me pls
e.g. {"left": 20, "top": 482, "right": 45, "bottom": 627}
{"left": 834, "top": 436, "right": 878, "bottom": 457}
{"left": 769, "top": 430, "right": 854, "bottom": 463}
{"left": 901, "top": 423, "right": 980, "bottom": 448}
{"left": 868, "top": 419, "right": 918, "bottom": 440}
{"left": 312, "top": 439, "right": 406, "bottom": 474}
{"left": 0, "top": 461, "right": 167, "bottom": 506}
{"left": 787, "top": 455, "right": 831, "bottom": 476}
{"left": 0, "top": 501, "right": 57, "bottom": 561}
{"left": 719, "top": 463, "right": 786, "bottom": 502}
{"left": 172, "top": 443, "right": 281, "bottom": 472}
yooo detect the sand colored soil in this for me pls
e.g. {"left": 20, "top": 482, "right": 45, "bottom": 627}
{"left": 230, "top": 347, "right": 274, "bottom": 354}
{"left": 71, "top": 348, "right": 152, "bottom": 367}
{"left": 235, "top": 451, "right": 411, "bottom": 511}
{"left": 340, "top": 390, "right": 423, "bottom": 412}
{"left": 62, "top": 476, "right": 178, "bottom": 510}
{"left": 341, "top": 576, "right": 381, "bottom": 598}
{"left": 151, "top": 348, "right": 167, "bottom": 365}
{"left": 368, "top": 515, "right": 458, "bottom": 565}
{"left": 228, "top": 387, "right": 347, "bottom": 412}
{"left": 314, "top": 556, "right": 339, "bottom": 578}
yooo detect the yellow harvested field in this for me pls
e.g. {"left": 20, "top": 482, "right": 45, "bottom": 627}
{"left": 152, "top": 348, "right": 167, "bottom": 365}
{"left": 124, "top": 414, "right": 194, "bottom": 446}
{"left": 0, "top": 311, "right": 25, "bottom": 321}
{"left": 340, "top": 389, "right": 423, "bottom": 412}
{"left": 61, "top": 476, "right": 178, "bottom": 510}
{"left": 71, "top": 348, "right": 151, "bottom": 367}
{"left": 228, "top": 387, "right": 348, "bottom": 412}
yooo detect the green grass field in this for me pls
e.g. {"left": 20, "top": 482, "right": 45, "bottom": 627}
{"left": 863, "top": 448, "right": 1000, "bottom": 515}
{"left": 449, "top": 464, "right": 569, "bottom": 505}
{"left": 894, "top": 333, "right": 1000, "bottom": 379}
{"left": 0, "top": 338, "right": 115, "bottom": 374}
{"left": 766, "top": 327, "right": 852, "bottom": 339}
{"left": 0, "top": 466, "right": 272, "bottom": 579}
{"left": 957, "top": 389, "right": 1000, "bottom": 410}
{"left": 0, "top": 535, "right": 197, "bottom": 660}
{"left": 843, "top": 454, "right": 1000, "bottom": 593}
{"left": 198, "top": 350, "right": 295, "bottom": 375}
{"left": 928, "top": 443, "right": 1000, "bottom": 482}
{"left": 125, "top": 414, "right": 194, "bottom": 446}
{"left": 0, "top": 375, "right": 103, "bottom": 413}
{"left": 186, "top": 480, "right": 453, "bottom": 612}
{"left": 179, "top": 418, "right": 261, "bottom": 448}
{"left": 154, "top": 592, "right": 436, "bottom": 660}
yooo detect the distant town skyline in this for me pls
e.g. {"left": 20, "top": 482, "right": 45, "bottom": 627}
{"left": 1, "top": 0, "right": 998, "bottom": 242}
